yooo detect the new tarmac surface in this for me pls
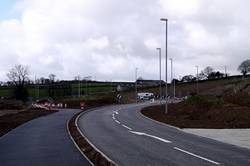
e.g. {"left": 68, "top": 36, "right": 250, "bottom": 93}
{"left": 78, "top": 102, "right": 250, "bottom": 166}
{"left": 0, "top": 109, "right": 91, "bottom": 166}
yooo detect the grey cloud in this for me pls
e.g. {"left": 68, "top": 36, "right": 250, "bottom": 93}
{"left": 0, "top": 0, "right": 249, "bottom": 81}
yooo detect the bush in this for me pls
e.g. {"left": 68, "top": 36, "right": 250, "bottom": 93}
{"left": 14, "top": 87, "right": 29, "bottom": 101}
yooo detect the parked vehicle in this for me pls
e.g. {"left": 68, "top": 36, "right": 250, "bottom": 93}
{"left": 137, "top": 92, "right": 154, "bottom": 100}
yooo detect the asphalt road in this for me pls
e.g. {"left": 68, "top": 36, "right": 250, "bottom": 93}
{"left": 0, "top": 109, "right": 91, "bottom": 166}
{"left": 78, "top": 102, "right": 250, "bottom": 166}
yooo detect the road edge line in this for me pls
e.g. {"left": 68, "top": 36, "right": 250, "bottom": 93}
{"left": 66, "top": 117, "right": 94, "bottom": 166}
{"left": 76, "top": 108, "right": 117, "bottom": 166}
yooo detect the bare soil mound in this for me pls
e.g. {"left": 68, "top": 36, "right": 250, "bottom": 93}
{"left": 141, "top": 96, "right": 250, "bottom": 129}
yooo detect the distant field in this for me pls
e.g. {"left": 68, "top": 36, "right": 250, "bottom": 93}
{"left": 1, "top": 76, "right": 249, "bottom": 100}
{"left": 0, "top": 82, "right": 117, "bottom": 99}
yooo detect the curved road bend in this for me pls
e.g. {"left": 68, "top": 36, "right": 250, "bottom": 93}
{"left": 0, "top": 109, "right": 91, "bottom": 166}
{"left": 78, "top": 103, "right": 250, "bottom": 166}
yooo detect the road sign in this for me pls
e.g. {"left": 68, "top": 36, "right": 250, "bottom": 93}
{"left": 80, "top": 102, "right": 85, "bottom": 110}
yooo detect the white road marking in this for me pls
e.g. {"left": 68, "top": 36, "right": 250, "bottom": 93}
{"left": 115, "top": 120, "right": 120, "bottom": 124}
{"left": 129, "top": 131, "right": 172, "bottom": 143}
{"left": 174, "top": 147, "right": 220, "bottom": 165}
{"left": 113, "top": 111, "right": 119, "bottom": 115}
{"left": 122, "top": 124, "right": 132, "bottom": 130}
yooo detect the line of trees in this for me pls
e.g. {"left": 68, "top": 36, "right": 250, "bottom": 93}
{"left": 178, "top": 59, "right": 250, "bottom": 83}
{"left": 5, "top": 64, "right": 63, "bottom": 101}
{"left": 5, "top": 59, "right": 250, "bottom": 101}
{"left": 179, "top": 66, "right": 225, "bottom": 83}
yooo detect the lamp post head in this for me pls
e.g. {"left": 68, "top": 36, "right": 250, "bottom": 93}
{"left": 156, "top": 48, "right": 161, "bottom": 50}
{"left": 160, "top": 18, "right": 168, "bottom": 21}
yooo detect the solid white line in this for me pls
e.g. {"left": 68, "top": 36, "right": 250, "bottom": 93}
{"left": 76, "top": 109, "right": 117, "bottom": 165}
{"left": 115, "top": 120, "right": 120, "bottom": 124}
{"left": 129, "top": 131, "right": 171, "bottom": 143}
{"left": 67, "top": 119, "right": 94, "bottom": 166}
{"left": 174, "top": 147, "right": 220, "bottom": 165}
{"left": 122, "top": 124, "right": 132, "bottom": 130}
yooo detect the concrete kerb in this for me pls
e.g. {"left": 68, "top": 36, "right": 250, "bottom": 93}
{"left": 75, "top": 107, "right": 117, "bottom": 166}
{"left": 66, "top": 117, "right": 94, "bottom": 166}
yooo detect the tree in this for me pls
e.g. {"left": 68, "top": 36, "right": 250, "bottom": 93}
{"left": 137, "top": 77, "right": 143, "bottom": 81}
{"left": 171, "top": 78, "right": 180, "bottom": 84}
{"left": 238, "top": 59, "right": 250, "bottom": 77}
{"left": 48, "top": 74, "right": 56, "bottom": 83}
{"left": 208, "top": 71, "right": 224, "bottom": 79}
{"left": 39, "top": 77, "right": 45, "bottom": 84}
{"left": 201, "top": 66, "right": 214, "bottom": 79}
{"left": 181, "top": 75, "right": 194, "bottom": 82}
{"left": 6, "top": 64, "right": 29, "bottom": 100}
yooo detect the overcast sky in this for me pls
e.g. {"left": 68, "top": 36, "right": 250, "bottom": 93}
{"left": 0, "top": 0, "right": 249, "bottom": 82}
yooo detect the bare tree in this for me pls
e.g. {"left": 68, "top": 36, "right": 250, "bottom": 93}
{"left": 181, "top": 75, "right": 195, "bottom": 82}
{"left": 6, "top": 64, "right": 29, "bottom": 100}
{"left": 238, "top": 59, "right": 250, "bottom": 77}
{"left": 48, "top": 74, "right": 56, "bottom": 83}
{"left": 201, "top": 66, "right": 214, "bottom": 79}
{"left": 7, "top": 65, "right": 29, "bottom": 87}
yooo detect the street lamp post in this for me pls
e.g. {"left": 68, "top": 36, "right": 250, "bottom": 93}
{"left": 225, "top": 65, "right": 227, "bottom": 77}
{"left": 83, "top": 76, "right": 92, "bottom": 96}
{"left": 35, "top": 75, "right": 39, "bottom": 99}
{"left": 156, "top": 48, "right": 162, "bottom": 104}
{"left": 160, "top": 18, "right": 168, "bottom": 114}
{"left": 135, "top": 68, "right": 138, "bottom": 103}
{"left": 169, "top": 58, "right": 173, "bottom": 100}
{"left": 78, "top": 75, "right": 81, "bottom": 97}
{"left": 196, "top": 66, "right": 199, "bottom": 95}
{"left": 169, "top": 58, "right": 175, "bottom": 99}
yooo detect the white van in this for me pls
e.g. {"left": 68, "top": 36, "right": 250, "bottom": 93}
{"left": 137, "top": 92, "right": 154, "bottom": 100}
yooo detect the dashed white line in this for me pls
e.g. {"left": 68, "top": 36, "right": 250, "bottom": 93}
{"left": 115, "top": 120, "right": 121, "bottom": 124}
{"left": 129, "top": 131, "right": 172, "bottom": 143}
{"left": 122, "top": 124, "right": 132, "bottom": 130}
{"left": 174, "top": 147, "right": 220, "bottom": 165}
{"left": 113, "top": 111, "right": 119, "bottom": 114}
